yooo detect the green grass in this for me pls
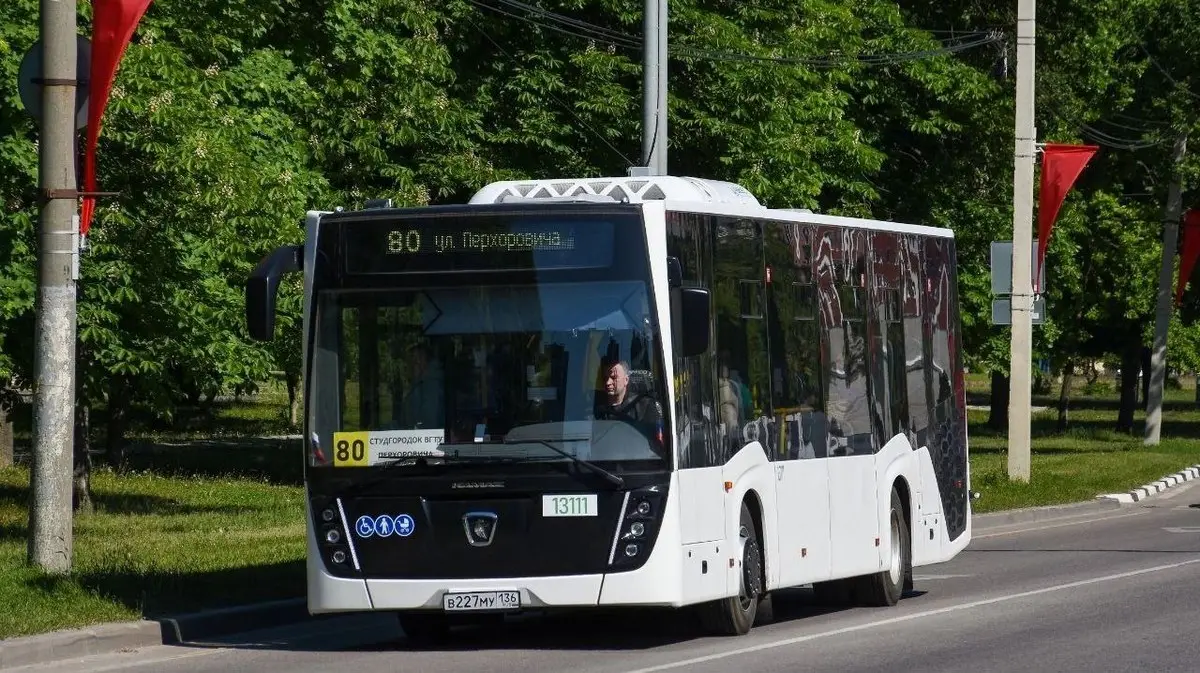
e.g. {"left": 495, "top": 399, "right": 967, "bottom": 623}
{"left": 3, "top": 372, "right": 1200, "bottom": 639}
{"left": 0, "top": 466, "right": 305, "bottom": 639}
{"left": 964, "top": 372, "right": 1200, "bottom": 512}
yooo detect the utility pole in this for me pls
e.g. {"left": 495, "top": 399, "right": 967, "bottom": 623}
{"left": 1145, "top": 133, "right": 1188, "bottom": 446}
{"left": 655, "top": 0, "right": 667, "bottom": 175}
{"left": 28, "top": 0, "right": 79, "bottom": 573}
{"left": 1007, "top": 0, "right": 1035, "bottom": 483}
{"left": 637, "top": 0, "right": 667, "bottom": 175}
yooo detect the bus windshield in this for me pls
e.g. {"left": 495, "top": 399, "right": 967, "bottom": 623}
{"left": 307, "top": 280, "right": 669, "bottom": 470}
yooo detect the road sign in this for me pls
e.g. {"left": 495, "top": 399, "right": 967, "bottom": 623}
{"left": 991, "top": 240, "right": 1046, "bottom": 296}
{"left": 992, "top": 297, "right": 1046, "bottom": 325}
{"left": 18, "top": 35, "right": 92, "bottom": 130}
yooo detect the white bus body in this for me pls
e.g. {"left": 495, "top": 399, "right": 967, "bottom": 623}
{"left": 247, "top": 175, "right": 971, "bottom": 640}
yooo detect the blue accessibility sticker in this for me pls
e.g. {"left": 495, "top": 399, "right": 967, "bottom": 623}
{"left": 373, "top": 514, "right": 395, "bottom": 537}
{"left": 354, "top": 515, "right": 375, "bottom": 538}
{"left": 395, "top": 514, "right": 415, "bottom": 537}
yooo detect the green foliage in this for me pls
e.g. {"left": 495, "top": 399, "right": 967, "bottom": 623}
{"left": 1, "top": 0, "right": 1198, "bottom": 427}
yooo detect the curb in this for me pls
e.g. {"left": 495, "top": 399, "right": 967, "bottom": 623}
{"left": 0, "top": 598, "right": 309, "bottom": 670}
{"left": 1097, "top": 464, "right": 1200, "bottom": 504}
{"left": 972, "top": 497, "right": 1123, "bottom": 531}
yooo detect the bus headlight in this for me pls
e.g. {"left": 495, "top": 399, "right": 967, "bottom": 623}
{"left": 608, "top": 485, "right": 667, "bottom": 571}
{"left": 311, "top": 496, "right": 358, "bottom": 577}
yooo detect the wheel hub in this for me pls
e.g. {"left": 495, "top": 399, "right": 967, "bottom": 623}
{"left": 738, "top": 525, "right": 763, "bottom": 611}
{"left": 888, "top": 511, "right": 902, "bottom": 585}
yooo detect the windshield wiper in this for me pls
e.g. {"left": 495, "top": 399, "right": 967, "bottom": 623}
{"left": 333, "top": 452, "right": 541, "bottom": 498}
{"left": 505, "top": 437, "right": 625, "bottom": 489}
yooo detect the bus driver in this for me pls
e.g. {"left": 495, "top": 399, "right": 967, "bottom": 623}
{"left": 593, "top": 359, "right": 663, "bottom": 446}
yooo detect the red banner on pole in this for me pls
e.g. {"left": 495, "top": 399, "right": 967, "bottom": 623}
{"left": 80, "top": 0, "right": 154, "bottom": 236}
{"left": 1035, "top": 143, "right": 1098, "bottom": 293}
{"left": 1175, "top": 209, "right": 1200, "bottom": 306}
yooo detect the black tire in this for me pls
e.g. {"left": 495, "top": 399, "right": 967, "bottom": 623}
{"left": 701, "top": 501, "right": 765, "bottom": 636}
{"left": 854, "top": 487, "right": 910, "bottom": 607}
{"left": 398, "top": 613, "right": 451, "bottom": 645}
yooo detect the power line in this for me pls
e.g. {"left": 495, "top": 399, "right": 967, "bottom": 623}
{"left": 462, "top": 15, "right": 638, "bottom": 168}
{"left": 468, "top": 0, "right": 1003, "bottom": 69}
{"left": 1046, "top": 105, "right": 1163, "bottom": 151}
{"left": 1140, "top": 44, "right": 1200, "bottom": 102}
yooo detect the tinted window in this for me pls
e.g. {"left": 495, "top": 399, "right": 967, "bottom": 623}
{"left": 820, "top": 227, "right": 874, "bottom": 456}
{"left": 714, "top": 219, "right": 767, "bottom": 458}
{"left": 764, "top": 221, "right": 826, "bottom": 459}
{"left": 666, "top": 212, "right": 718, "bottom": 468}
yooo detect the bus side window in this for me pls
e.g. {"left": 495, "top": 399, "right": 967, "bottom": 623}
{"left": 763, "top": 221, "right": 825, "bottom": 460}
{"left": 714, "top": 218, "right": 765, "bottom": 461}
{"left": 666, "top": 212, "right": 718, "bottom": 469}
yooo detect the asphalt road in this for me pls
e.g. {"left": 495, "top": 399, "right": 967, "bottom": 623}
{"left": 15, "top": 483, "right": 1200, "bottom": 673}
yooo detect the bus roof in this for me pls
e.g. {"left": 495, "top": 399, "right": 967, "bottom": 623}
{"left": 468, "top": 175, "right": 954, "bottom": 239}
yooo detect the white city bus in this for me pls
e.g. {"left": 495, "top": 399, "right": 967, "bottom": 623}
{"left": 245, "top": 175, "right": 971, "bottom": 641}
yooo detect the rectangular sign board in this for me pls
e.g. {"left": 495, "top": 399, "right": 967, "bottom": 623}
{"left": 992, "top": 297, "right": 1046, "bottom": 325}
{"left": 991, "top": 241, "right": 1046, "bottom": 295}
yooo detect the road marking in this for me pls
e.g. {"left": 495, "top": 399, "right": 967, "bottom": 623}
{"left": 912, "top": 574, "right": 973, "bottom": 580}
{"left": 1162, "top": 526, "right": 1200, "bottom": 534}
{"left": 973, "top": 510, "right": 1149, "bottom": 539}
{"left": 626, "top": 557, "right": 1200, "bottom": 673}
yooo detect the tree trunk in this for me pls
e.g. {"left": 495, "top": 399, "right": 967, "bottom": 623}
{"left": 1141, "top": 346, "right": 1152, "bottom": 411}
{"left": 0, "top": 398, "right": 12, "bottom": 468}
{"left": 73, "top": 403, "right": 94, "bottom": 514}
{"left": 988, "top": 370, "right": 1009, "bottom": 430}
{"left": 1057, "top": 359, "right": 1075, "bottom": 432}
{"left": 1118, "top": 343, "right": 1140, "bottom": 433}
{"left": 287, "top": 371, "right": 301, "bottom": 428}
{"left": 105, "top": 378, "right": 130, "bottom": 470}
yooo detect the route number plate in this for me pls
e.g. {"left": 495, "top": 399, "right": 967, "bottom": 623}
{"left": 542, "top": 494, "right": 597, "bottom": 517}
{"left": 442, "top": 591, "right": 520, "bottom": 612}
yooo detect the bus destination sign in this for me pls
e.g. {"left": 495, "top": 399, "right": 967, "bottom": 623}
{"left": 341, "top": 217, "right": 615, "bottom": 274}
{"left": 386, "top": 228, "right": 576, "bottom": 257}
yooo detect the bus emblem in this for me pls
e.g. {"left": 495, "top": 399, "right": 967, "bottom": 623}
{"left": 463, "top": 512, "right": 499, "bottom": 547}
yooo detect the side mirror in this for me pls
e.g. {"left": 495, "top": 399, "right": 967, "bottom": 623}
{"left": 675, "top": 287, "right": 711, "bottom": 358}
{"left": 246, "top": 245, "right": 302, "bottom": 341}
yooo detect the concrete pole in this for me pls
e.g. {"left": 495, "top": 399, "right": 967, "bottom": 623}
{"left": 1007, "top": 0, "right": 1036, "bottom": 483}
{"left": 1145, "top": 133, "right": 1188, "bottom": 445}
{"left": 640, "top": 0, "right": 659, "bottom": 172}
{"left": 28, "top": 0, "right": 79, "bottom": 573}
{"left": 655, "top": 0, "right": 668, "bottom": 175}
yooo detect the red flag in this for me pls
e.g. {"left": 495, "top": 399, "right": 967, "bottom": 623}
{"left": 1174, "top": 209, "right": 1200, "bottom": 306}
{"left": 1035, "top": 143, "right": 1098, "bottom": 293}
{"left": 80, "top": 0, "right": 154, "bottom": 236}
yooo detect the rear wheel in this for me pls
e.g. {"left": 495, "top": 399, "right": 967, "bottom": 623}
{"left": 854, "top": 487, "right": 910, "bottom": 607}
{"left": 701, "top": 501, "right": 765, "bottom": 636}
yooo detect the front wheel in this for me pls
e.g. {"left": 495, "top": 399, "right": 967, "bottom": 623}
{"left": 700, "top": 501, "right": 766, "bottom": 636}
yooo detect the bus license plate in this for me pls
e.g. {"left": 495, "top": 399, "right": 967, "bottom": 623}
{"left": 442, "top": 591, "right": 520, "bottom": 612}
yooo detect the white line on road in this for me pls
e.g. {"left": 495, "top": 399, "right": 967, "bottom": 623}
{"left": 625, "top": 557, "right": 1200, "bottom": 673}
{"left": 973, "top": 510, "right": 1149, "bottom": 539}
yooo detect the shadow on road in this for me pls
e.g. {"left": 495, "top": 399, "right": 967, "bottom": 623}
{"left": 175, "top": 587, "right": 928, "bottom": 654}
